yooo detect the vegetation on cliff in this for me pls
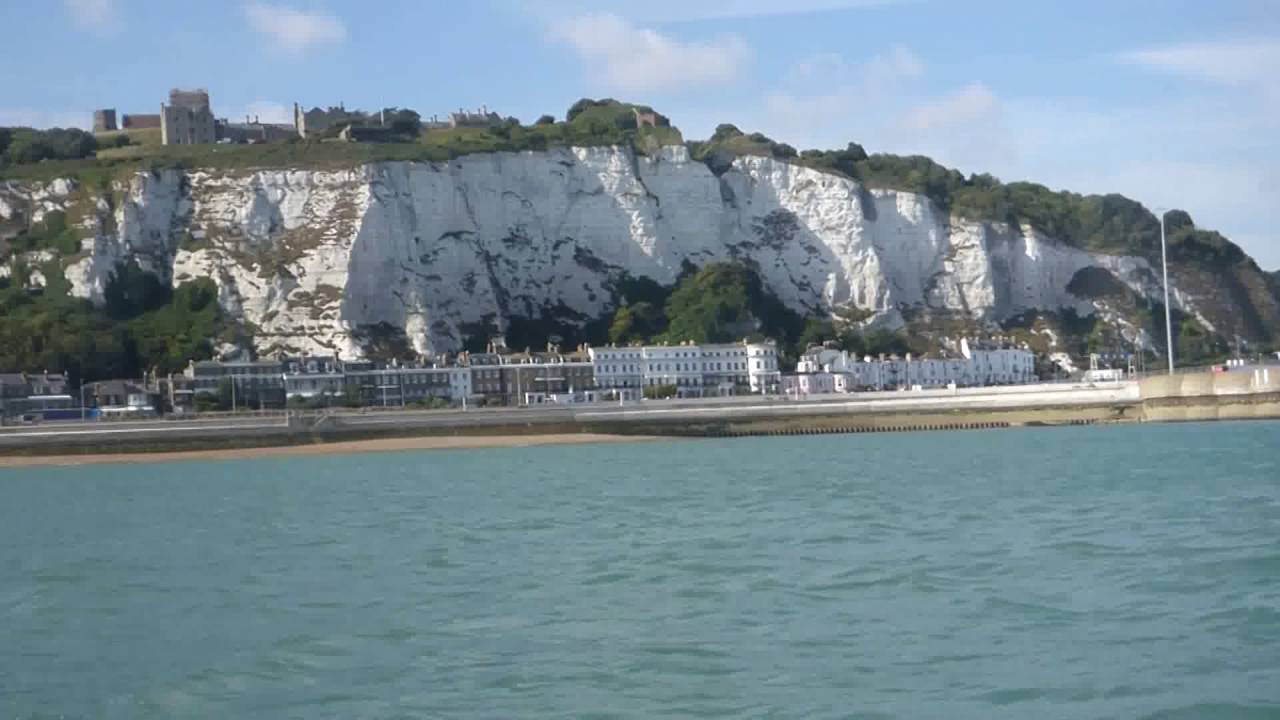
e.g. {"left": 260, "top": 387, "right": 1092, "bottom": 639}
{"left": 0, "top": 261, "right": 232, "bottom": 384}
{"left": 468, "top": 262, "right": 806, "bottom": 354}
{"left": 688, "top": 124, "right": 1265, "bottom": 270}
{"left": 489, "top": 261, "right": 920, "bottom": 364}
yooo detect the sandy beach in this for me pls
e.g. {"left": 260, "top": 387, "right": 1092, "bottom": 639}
{"left": 0, "top": 433, "right": 656, "bottom": 468}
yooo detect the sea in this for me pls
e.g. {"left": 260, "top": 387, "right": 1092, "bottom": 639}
{"left": 2, "top": 421, "right": 1278, "bottom": 719}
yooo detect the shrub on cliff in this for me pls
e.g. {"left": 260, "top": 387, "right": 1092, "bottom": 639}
{"left": 128, "top": 279, "right": 222, "bottom": 374}
{"left": 8, "top": 210, "right": 81, "bottom": 255}
{"left": 0, "top": 263, "right": 231, "bottom": 382}
{"left": 0, "top": 281, "right": 135, "bottom": 385}
{"left": 688, "top": 128, "right": 800, "bottom": 174}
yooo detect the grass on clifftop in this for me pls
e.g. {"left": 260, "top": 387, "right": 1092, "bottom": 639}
{"left": 1, "top": 99, "right": 683, "bottom": 184}
{"left": 94, "top": 127, "right": 162, "bottom": 148}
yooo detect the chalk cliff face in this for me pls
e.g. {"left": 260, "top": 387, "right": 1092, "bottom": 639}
{"left": 0, "top": 145, "right": 1269, "bottom": 357}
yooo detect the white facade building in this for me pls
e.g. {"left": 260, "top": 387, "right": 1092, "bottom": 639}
{"left": 584, "top": 346, "right": 644, "bottom": 398}
{"left": 746, "top": 342, "right": 782, "bottom": 393}
{"left": 960, "top": 338, "right": 1036, "bottom": 386}
{"left": 785, "top": 339, "right": 1036, "bottom": 396}
{"left": 589, "top": 341, "right": 781, "bottom": 397}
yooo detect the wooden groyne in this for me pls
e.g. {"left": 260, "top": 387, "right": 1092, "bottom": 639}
{"left": 711, "top": 419, "right": 1107, "bottom": 438}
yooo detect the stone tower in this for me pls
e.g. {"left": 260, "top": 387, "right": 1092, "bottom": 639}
{"left": 161, "top": 88, "right": 215, "bottom": 145}
{"left": 93, "top": 109, "right": 117, "bottom": 132}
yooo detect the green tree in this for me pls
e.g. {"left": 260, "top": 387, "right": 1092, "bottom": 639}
{"left": 128, "top": 279, "right": 221, "bottom": 374}
{"left": 379, "top": 107, "right": 421, "bottom": 135}
{"left": 796, "top": 318, "right": 836, "bottom": 350}
{"left": 12, "top": 210, "right": 80, "bottom": 254}
{"left": 103, "top": 261, "right": 172, "bottom": 320}
{"left": 0, "top": 290, "right": 135, "bottom": 385}
{"left": 711, "top": 124, "right": 743, "bottom": 141}
{"left": 661, "top": 264, "right": 756, "bottom": 343}
{"left": 1163, "top": 209, "right": 1194, "bottom": 233}
{"left": 860, "top": 329, "right": 911, "bottom": 357}
{"left": 215, "top": 378, "right": 237, "bottom": 411}
{"left": 340, "top": 383, "right": 364, "bottom": 408}
{"left": 608, "top": 301, "right": 664, "bottom": 344}
{"left": 643, "top": 383, "right": 677, "bottom": 399}
{"left": 1, "top": 127, "right": 96, "bottom": 165}
{"left": 353, "top": 322, "right": 416, "bottom": 362}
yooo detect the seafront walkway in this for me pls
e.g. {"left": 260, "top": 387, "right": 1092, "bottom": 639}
{"left": 0, "top": 381, "right": 1140, "bottom": 452}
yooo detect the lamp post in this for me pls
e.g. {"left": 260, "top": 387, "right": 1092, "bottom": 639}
{"left": 1158, "top": 210, "right": 1175, "bottom": 375}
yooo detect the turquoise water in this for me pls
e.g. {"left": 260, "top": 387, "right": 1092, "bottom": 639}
{"left": 2, "top": 422, "right": 1278, "bottom": 719}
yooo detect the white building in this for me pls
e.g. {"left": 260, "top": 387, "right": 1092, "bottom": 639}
{"left": 785, "top": 338, "right": 1035, "bottom": 395}
{"left": 746, "top": 342, "right": 782, "bottom": 393}
{"left": 961, "top": 338, "right": 1036, "bottom": 385}
{"left": 587, "top": 346, "right": 644, "bottom": 396}
{"left": 589, "top": 340, "right": 781, "bottom": 397}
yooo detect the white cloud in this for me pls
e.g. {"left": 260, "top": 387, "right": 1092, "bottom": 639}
{"left": 244, "top": 2, "right": 346, "bottom": 54}
{"left": 760, "top": 45, "right": 1014, "bottom": 171}
{"left": 0, "top": 108, "right": 89, "bottom": 130}
{"left": 63, "top": 0, "right": 115, "bottom": 33}
{"left": 526, "top": 0, "right": 905, "bottom": 24}
{"left": 548, "top": 13, "right": 749, "bottom": 94}
{"left": 862, "top": 45, "right": 925, "bottom": 85}
{"left": 904, "top": 83, "right": 997, "bottom": 131}
{"left": 896, "top": 83, "right": 1012, "bottom": 170}
{"left": 765, "top": 45, "right": 925, "bottom": 139}
{"left": 1119, "top": 38, "right": 1280, "bottom": 90}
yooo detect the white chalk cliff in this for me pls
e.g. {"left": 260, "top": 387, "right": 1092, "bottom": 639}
{"left": 2, "top": 145, "right": 1200, "bottom": 357}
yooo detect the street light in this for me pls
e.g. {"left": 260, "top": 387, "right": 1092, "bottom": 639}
{"left": 1157, "top": 209, "right": 1175, "bottom": 375}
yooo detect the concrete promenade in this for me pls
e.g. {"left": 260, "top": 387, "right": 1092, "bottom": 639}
{"left": 0, "top": 381, "right": 1141, "bottom": 454}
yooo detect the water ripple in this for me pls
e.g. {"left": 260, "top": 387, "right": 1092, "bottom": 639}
{"left": 1, "top": 421, "right": 1278, "bottom": 719}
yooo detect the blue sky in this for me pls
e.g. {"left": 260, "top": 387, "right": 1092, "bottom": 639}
{"left": 2, "top": 0, "right": 1278, "bottom": 268}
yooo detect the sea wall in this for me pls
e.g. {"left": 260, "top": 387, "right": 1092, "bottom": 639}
{"left": 1139, "top": 369, "right": 1280, "bottom": 422}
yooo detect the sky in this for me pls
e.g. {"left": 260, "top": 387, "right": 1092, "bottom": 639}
{"left": 1, "top": 0, "right": 1278, "bottom": 268}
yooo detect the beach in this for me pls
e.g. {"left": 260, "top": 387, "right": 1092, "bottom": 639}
{"left": 0, "top": 432, "right": 653, "bottom": 468}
